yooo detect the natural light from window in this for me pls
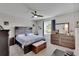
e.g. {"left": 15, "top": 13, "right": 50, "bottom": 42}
{"left": 44, "top": 21, "right": 51, "bottom": 34}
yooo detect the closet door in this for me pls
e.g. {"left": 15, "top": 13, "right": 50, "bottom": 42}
{"left": 0, "top": 30, "right": 9, "bottom": 56}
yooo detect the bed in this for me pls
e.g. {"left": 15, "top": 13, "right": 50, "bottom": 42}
{"left": 15, "top": 27, "right": 45, "bottom": 54}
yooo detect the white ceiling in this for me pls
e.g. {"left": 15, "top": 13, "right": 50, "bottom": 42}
{"left": 0, "top": 3, "right": 79, "bottom": 20}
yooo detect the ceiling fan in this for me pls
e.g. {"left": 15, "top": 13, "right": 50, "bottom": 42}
{"left": 23, "top": 4, "right": 43, "bottom": 18}
{"left": 31, "top": 11, "right": 43, "bottom": 18}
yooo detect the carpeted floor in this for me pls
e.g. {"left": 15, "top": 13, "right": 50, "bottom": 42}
{"left": 9, "top": 43, "right": 74, "bottom": 56}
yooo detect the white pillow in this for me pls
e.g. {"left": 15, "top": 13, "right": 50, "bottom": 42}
{"left": 27, "top": 33, "right": 34, "bottom": 36}
{"left": 17, "top": 34, "right": 25, "bottom": 37}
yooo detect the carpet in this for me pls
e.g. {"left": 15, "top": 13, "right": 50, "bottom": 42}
{"left": 52, "top": 49, "right": 75, "bottom": 56}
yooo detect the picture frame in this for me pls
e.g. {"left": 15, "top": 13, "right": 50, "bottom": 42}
{"left": 4, "top": 21, "right": 9, "bottom": 25}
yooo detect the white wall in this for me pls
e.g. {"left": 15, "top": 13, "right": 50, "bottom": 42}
{"left": 35, "top": 11, "right": 79, "bottom": 44}
{"left": 36, "top": 11, "right": 79, "bottom": 36}
{"left": 74, "top": 28, "right": 79, "bottom": 56}
{"left": 36, "top": 21, "right": 44, "bottom": 36}
{"left": 9, "top": 18, "right": 35, "bottom": 38}
{"left": 0, "top": 13, "right": 35, "bottom": 38}
{"left": 55, "top": 11, "right": 79, "bottom": 35}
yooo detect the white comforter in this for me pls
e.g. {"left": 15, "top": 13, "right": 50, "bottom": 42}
{"left": 16, "top": 34, "right": 45, "bottom": 48}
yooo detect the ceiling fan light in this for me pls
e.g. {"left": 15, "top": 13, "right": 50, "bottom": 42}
{"left": 34, "top": 15, "right": 37, "bottom": 18}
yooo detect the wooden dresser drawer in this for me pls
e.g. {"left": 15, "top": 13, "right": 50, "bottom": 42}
{"left": 51, "top": 40, "right": 59, "bottom": 45}
{"left": 51, "top": 38, "right": 58, "bottom": 41}
{"left": 61, "top": 36, "right": 74, "bottom": 41}
{"left": 61, "top": 36, "right": 75, "bottom": 45}
{"left": 61, "top": 39, "right": 74, "bottom": 43}
{"left": 51, "top": 34, "right": 59, "bottom": 40}
{"left": 51, "top": 34, "right": 59, "bottom": 38}
{"left": 61, "top": 42, "right": 75, "bottom": 49}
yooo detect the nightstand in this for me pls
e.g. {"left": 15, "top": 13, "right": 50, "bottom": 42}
{"left": 10, "top": 37, "right": 15, "bottom": 46}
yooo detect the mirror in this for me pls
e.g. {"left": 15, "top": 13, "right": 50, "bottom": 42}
{"left": 56, "top": 22, "right": 69, "bottom": 34}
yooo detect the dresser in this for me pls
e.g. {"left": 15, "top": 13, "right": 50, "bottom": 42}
{"left": 0, "top": 30, "right": 9, "bottom": 56}
{"left": 51, "top": 34, "right": 59, "bottom": 45}
{"left": 51, "top": 33, "right": 75, "bottom": 49}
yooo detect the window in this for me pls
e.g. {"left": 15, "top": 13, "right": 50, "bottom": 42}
{"left": 44, "top": 21, "right": 51, "bottom": 34}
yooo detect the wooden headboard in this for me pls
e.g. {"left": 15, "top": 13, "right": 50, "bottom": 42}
{"left": 15, "top": 27, "right": 32, "bottom": 36}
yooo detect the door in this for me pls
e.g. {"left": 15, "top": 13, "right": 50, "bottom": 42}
{"left": 0, "top": 31, "right": 9, "bottom": 56}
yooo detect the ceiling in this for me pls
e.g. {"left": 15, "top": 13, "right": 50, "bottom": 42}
{"left": 0, "top": 3, "right": 79, "bottom": 20}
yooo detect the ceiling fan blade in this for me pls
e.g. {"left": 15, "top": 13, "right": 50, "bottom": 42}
{"left": 37, "top": 15, "right": 43, "bottom": 17}
{"left": 31, "top": 11, "right": 43, "bottom": 17}
{"left": 31, "top": 12, "right": 35, "bottom": 15}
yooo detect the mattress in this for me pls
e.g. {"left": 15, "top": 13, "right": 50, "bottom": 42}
{"left": 16, "top": 34, "right": 45, "bottom": 48}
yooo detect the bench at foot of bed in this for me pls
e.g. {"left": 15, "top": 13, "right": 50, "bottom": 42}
{"left": 15, "top": 39, "right": 46, "bottom": 54}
